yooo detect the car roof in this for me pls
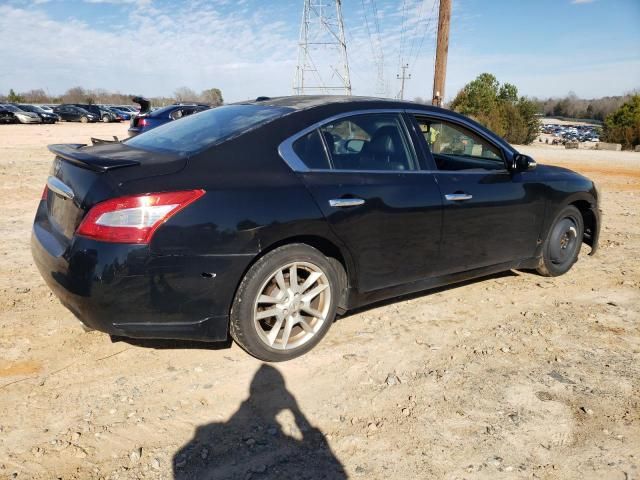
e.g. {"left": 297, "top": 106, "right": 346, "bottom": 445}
{"left": 234, "top": 95, "right": 446, "bottom": 112}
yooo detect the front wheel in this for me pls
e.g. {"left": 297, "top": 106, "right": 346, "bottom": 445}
{"left": 80, "top": 116, "right": 89, "bottom": 124}
{"left": 230, "top": 244, "right": 340, "bottom": 361}
{"left": 537, "top": 205, "right": 584, "bottom": 277}
{"left": 102, "top": 115, "right": 110, "bottom": 123}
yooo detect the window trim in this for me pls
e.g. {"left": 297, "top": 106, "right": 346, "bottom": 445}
{"left": 279, "top": 109, "right": 421, "bottom": 174}
{"left": 405, "top": 109, "right": 514, "bottom": 173}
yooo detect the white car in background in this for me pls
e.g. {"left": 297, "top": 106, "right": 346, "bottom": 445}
{"left": 37, "top": 105, "right": 56, "bottom": 113}
{"left": 0, "top": 104, "right": 42, "bottom": 124}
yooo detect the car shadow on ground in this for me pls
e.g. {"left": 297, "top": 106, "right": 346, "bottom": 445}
{"left": 172, "top": 364, "right": 347, "bottom": 479}
{"left": 110, "top": 335, "right": 233, "bottom": 350}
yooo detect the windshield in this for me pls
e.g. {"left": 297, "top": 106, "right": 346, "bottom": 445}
{"left": 125, "top": 104, "right": 293, "bottom": 156}
{"left": 1, "top": 105, "right": 20, "bottom": 112}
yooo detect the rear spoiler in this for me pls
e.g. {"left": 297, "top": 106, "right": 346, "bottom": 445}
{"left": 48, "top": 144, "right": 140, "bottom": 172}
{"left": 91, "top": 136, "right": 120, "bottom": 145}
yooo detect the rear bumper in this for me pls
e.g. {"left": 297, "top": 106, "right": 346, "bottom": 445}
{"left": 31, "top": 222, "right": 253, "bottom": 342}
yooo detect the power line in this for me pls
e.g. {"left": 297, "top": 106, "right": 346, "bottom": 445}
{"left": 406, "top": 0, "right": 428, "bottom": 63}
{"left": 408, "top": 0, "right": 439, "bottom": 68}
{"left": 397, "top": 0, "right": 408, "bottom": 69}
{"left": 361, "top": 0, "right": 386, "bottom": 95}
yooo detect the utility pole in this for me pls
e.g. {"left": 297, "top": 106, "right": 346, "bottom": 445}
{"left": 293, "top": 0, "right": 352, "bottom": 96}
{"left": 432, "top": 0, "right": 451, "bottom": 107}
{"left": 397, "top": 64, "right": 411, "bottom": 100}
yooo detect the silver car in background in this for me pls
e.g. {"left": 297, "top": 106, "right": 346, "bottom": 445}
{"left": 0, "top": 104, "right": 42, "bottom": 124}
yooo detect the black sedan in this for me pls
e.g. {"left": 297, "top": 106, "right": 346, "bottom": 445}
{"left": 32, "top": 96, "right": 600, "bottom": 361}
{"left": 53, "top": 105, "right": 98, "bottom": 123}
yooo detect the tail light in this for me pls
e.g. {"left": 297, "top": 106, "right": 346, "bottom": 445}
{"left": 41, "top": 185, "right": 49, "bottom": 200}
{"left": 138, "top": 118, "right": 148, "bottom": 127}
{"left": 76, "top": 190, "right": 205, "bottom": 244}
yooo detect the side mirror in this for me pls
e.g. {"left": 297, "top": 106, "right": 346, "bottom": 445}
{"left": 511, "top": 153, "right": 536, "bottom": 172}
{"left": 345, "top": 139, "right": 365, "bottom": 153}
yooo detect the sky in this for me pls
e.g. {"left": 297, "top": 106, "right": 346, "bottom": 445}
{"left": 0, "top": 0, "right": 638, "bottom": 102}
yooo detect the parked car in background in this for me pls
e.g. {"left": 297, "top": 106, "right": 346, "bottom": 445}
{"left": 39, "top": 105, "right": 58, "bottom": 113}
{"left": 14, "top": 104, "right": 60, "bottom": 124}
{"left": 105, "top": 107, "right": 131, "bottom": 121}
{"left": 117, "top": 105, "right": 138, "bottom": 114}
{"left": 32, "top": 96, "right": 600, "bottom": 361}
{"left": 128, "top": 103, "right": 210, "bottom": 136}
{"left": 0, "top": 104, "right": 42, "bottom": 124}
{"left": 53, "top": 105, "right": 98, "bottom": 123}
{"left": 72, "top": 104, "right": 117, "bottom": 123}
{"left": 0, "top": 106, "right": 18, "bottom": 124}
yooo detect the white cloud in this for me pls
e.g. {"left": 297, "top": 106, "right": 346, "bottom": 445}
{"left": 0, "top": 2, "right": 300, "bottom": 101}
{"left": 83, "top": 0, "right": 140, "bottom": 4}
{"left": 0, "top": 0, "right": 634, "bottom": 102}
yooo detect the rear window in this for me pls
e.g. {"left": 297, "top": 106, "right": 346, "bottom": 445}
{"left": 125, "top": 105, "right": 292, "bottom": 156}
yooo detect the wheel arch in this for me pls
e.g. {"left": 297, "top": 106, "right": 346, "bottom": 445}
{"left": 570, "top": 198, "right": 599, "bottom": 255}
{"left": 231, "top": 234, "right": 355, "bottom": 316}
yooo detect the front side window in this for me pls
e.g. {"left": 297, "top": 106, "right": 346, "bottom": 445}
{"left": 414, "top": 116, "right": 505, "bottom": 171}
{"left": 318, "top": 113, "right": 416, "bottom": 171}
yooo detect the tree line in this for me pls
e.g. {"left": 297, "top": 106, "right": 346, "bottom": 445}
{"left": 531, "top": 92, "right": 637, "bottom": 122}
{"left": 0, "top": 86, "right": 223, "bottom": 107}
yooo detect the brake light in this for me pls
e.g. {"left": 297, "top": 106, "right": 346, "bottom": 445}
{"left": 76, "top": 190, "right": 205, "bottom": 244}
{"left": 41, "top": 185, "right": 48, "bottom": 200}
{"left": 138, "top": 118, "right": 148, "bottom": 127}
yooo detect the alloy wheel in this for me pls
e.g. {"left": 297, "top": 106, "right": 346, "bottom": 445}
{"left": 253, "top": 261, "right": 331, "bottom": 350}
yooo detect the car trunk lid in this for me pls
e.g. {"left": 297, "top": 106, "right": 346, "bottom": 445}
{"left": 41, "top": 142, "right": 187, "bottom": 242}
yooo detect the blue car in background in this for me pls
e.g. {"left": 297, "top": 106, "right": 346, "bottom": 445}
{"left": 107, "top": 107, "right": 131, "bottom": 121}
{"left": 127, "top": 96, "right": 210, "bottom": 136}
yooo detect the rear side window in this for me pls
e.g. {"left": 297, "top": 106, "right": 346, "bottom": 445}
{"left": 125, "top": 105, "right": 293, "bottom": 155}
{"left": 292, "top": 130, "right": 331, "bottom": 169}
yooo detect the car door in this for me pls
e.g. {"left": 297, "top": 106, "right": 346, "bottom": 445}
{"left": 280, "top": 111, "right": 443, "bottom": 293}
{"left": 57, "top": 107, "right": 70, "bottom": 121}
{"left": 408, "top": 112, "right": 546, "bottom": 274}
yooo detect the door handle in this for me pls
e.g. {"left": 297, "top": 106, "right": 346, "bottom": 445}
{"left": 329, "top": 198, "right": 365, "bottom": 208}
{"left": 444, "top": 193, "right": 473, "bottom": 201}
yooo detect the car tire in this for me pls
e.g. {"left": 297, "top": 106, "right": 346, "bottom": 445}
{"left": 230, "top": 244, "right": 340, "bottom": 362}
{"left": 80, "top": 116, "right": 89, "bottom": 124}
{"left": 102, "top": 115, "right": 110, "bottom": 123}
{"left": 536, "top": 205, "right": 584, "bottom": 277}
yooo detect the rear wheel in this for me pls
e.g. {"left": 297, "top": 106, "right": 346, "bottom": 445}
{"left": 80, "top": 116, "right": 89, "bottom": 124}
{"left": 537, "top": 205, "right": 584, "bottom": 277}
{"left": 230, "top": 244, "right": 339, "bottom": 361}
{"left": 102, "top": 115, "right": 110, "bottom": 123}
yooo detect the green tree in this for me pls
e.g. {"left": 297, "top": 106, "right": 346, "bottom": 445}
{"left": 7, "top": 89, "right": 24, "bottom": 103}
{"left": 602, "top": 95, "right": 640, "bottom": 149}
{"left": 450, "top": 73, "right": 539, "bottom": 145}
{"left": 498, "top": 83, "right": 518, "bottom": 102}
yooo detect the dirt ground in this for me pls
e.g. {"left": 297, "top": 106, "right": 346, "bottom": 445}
{"left": 0, "top": 122, "right": 638, "bottom": 480}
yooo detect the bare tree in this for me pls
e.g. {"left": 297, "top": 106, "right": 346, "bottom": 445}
{"left": 174, "top": 86, "right": 199, "bottom": 103}
{"left": 62, "top": 86, "right": 89, "bottom": 104}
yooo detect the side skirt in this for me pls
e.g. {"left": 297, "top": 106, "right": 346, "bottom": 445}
{"left": 346, "top": 258, "right": 539, "bottom": 310}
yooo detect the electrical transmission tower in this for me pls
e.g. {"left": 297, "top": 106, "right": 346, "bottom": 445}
{"left": 293, "top": 0, "right": 352, "bottom": 96}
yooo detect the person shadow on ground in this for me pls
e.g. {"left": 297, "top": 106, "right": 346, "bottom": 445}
{"left": 173, "top": 364, "right": 347, "bottom": 480}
